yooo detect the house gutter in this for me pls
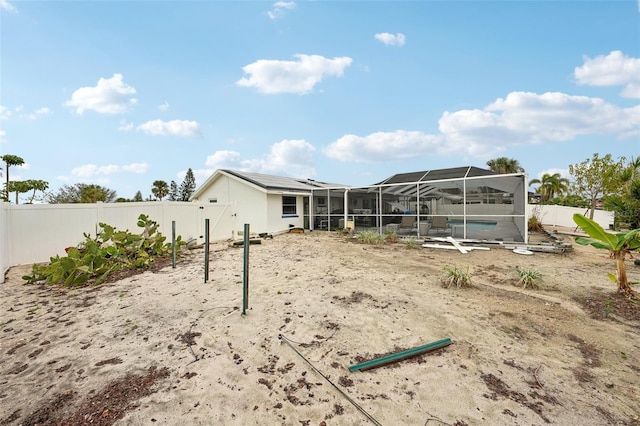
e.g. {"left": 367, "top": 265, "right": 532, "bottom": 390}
{"left": 343, "top": 189, "right": 350, "bottom": 230}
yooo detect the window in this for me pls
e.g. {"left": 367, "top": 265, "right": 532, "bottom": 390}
{"left": 317, "top": 196, "right": 326, "bottom": 206}
{"left": 282, "top": 196, "right": 297, "bottom": 215}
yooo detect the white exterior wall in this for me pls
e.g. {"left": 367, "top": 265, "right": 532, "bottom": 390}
{"left": 0, "top": 201, "right": 234, "bottom": 283}
{"left": 266, "top": 194, "right": 306, "bottom": 233}
{"left": 192, "top": 173, "right": 308, "bottom": 237}
{"left": 528, "top": 204, "right": 614, "bottom": 230}
{"left": 200, "top": 175, "right": 270, "bottom": 238}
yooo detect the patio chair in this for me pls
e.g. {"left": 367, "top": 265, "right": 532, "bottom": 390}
{"left": 397, "top": 215, "right": 417, "bottom": 234}
{"left": 430, "top": 216, "right": 450, "bottom": 235}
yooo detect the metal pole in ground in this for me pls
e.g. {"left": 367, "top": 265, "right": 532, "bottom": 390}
{"left": 204, "top": 219, "right": 210, "bottom": 283}
{"left": 242, "top": 223, "right": 250, "bottom": 314}
{"left": 171, "top": 220, "right": 176, "bottom": 269}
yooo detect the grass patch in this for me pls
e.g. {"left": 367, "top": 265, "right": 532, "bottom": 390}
{"left": 439, "top": 265, "right": 472, "bottom": 289}
{"left": 355, "top": 231, "right": 386, "bottom": 245}
{"left": 514, "top": 266, "right": 543, "bottom": 289}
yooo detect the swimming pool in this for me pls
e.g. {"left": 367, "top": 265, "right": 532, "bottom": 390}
{"left": 447, "top": 220, "right": 498, "bottom": 231}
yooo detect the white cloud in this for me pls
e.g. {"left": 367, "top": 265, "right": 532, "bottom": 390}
{"left": 122, "top": 163, "right": 150, "bottom": 173}
{"left": 574, "top": 50, "right": 640, "bottom": 99}
{"left": 71, "top": 163, "right": 149, "bottom": 178}
{"left": 267, "top": 1, "right": 295, "bottom": 19}
{"left": 137, "top": 119, "right": 200, "bottom": 136}
{"left": 324, "top": 91, "right": 640, "bottom": 162}
{"left": 118, "top": 120, "right": 134, "bottom": 131}
{"left": 236, "top": 54, "right": 353, "bottom": 95}
{"left": 65, "top": 73, "right": 137, "bottom": 115}
{"left": 440, "top": 92, "right": 639, "bottom": 151}
{"left": 0, "top": 105, "right": 11, "bottom": 120}
{"left": 324, "top": 131, "right": 443, "bottom": 163}
{"left": 374, "top": 32, "right": 406, "bottom": 46}
{"left": 26, "top": 107, "right": 51, "bottom": 120}
{"left": 158, "top": 101, "right": 170, "bottom": 111}
{"left": 0, "top": 129, "right": 5, "bottom": 142}
{"left": 202, "top": 139, "right": 316, "bottom": 178}
{"left": 534, "top": 168, "right": 571, "bottom": 181}
{"left": 204, "top": 150, "right": 245, "bottom": 169}
{"left": 0, "top": 0, "right": 17, "bottom": 13}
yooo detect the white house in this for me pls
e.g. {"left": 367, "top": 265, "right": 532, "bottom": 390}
{"left": 190, "top": 167, "right": 529, "bottom": 242}
{"left": 190, "top": 169, "right": 341, "bottom": 237}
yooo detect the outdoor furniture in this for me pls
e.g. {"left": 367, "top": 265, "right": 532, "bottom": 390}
{"left": 398, "top": 216, "right": 417, "bottom": 234}
{"left": 430, "top": 216, "right": 450, "bottom": 235}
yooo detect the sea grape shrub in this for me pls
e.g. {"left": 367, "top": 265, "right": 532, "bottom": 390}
{"left": 23, "top": 214, "right": 185, "bottom": 287}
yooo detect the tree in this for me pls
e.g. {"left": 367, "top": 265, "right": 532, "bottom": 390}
{"left": 179, "top": 169, "right": 196, "bottom": 201}
{"left": 168, "top": 180, "right": 179, "bottom": 201}
{"left": 6, "top": 181, "right": 30, "bottom": 204}
{"left": 529, "top": 173, "right": 570, "bottom": 203}
{"left": 549, "top": 194, "right": 590, "bottom": 208}
{"left": 151, "top": 180, "right": 169, "bottom": 201}
{"left": 486, "top": 157, "right": 524, "bottom": 174}
{"left": 133, "top": 191, "right": 143, "bottom": 202}
{"left": 25, "top": 179, "right": 49, "bottom": 203}
{"left": 8, "top": 180, "right": 49, "bottom": 204}
{"left": 1, "top": 154, "right": 25, "bottom": 201}
{"left": 602, "top": 157, "right": 640, "bottom": 229}
{"left": 573, "top": 214, "right": 640, "bottom": 296}
{"left": 569, "top": 153, "right": 624, "bottom": 219}
{"left": 46, "top": 183, "right": 117, "bottom": 204}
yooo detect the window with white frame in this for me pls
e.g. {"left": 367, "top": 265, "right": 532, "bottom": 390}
{"left": 282, "top": 196, "right": 297, "bottom": 215}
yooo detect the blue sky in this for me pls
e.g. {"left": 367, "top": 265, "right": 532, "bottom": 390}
{"left": 1, "top": 0, "right": 639, "bottom": 202}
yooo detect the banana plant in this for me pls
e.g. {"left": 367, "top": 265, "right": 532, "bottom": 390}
{"left": 573, "top": 214, "right": 640, "bottom": 295}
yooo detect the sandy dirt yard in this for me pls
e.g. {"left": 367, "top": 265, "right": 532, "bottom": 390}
{"left": 1, "top": 230, "right": 639, "bottom": 426}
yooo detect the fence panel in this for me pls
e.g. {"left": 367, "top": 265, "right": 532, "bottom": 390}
{"left": 527, "top": 204, "right": 614, "bottom": 229}
{"left": 0, "top": 202, "right": 235, "bottom": 283}
{"left": 0, "top": 203, "right": 10, "bottom": 284}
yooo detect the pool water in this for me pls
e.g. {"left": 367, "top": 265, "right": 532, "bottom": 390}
{"left": 447, "top": 220, "right": 497, "bottom": 231}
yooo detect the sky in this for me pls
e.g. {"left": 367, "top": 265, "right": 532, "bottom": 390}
{"left": 1, "top": 0, "right": 639, "bottom": 202}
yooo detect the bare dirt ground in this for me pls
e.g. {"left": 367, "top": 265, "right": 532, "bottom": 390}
{"left": 1, "top": 229, "right": 639, "bottom": 426}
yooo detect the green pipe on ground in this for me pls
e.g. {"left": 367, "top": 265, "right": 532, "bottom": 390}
{"left": 348, "top": 338, "right": 453, "bottom": 372}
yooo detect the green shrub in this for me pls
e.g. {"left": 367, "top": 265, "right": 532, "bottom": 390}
{"left": 384, "top": 231, "right": 399, "bottom": 244}
{"left": 514, "top": 266, "right": 543, "bottom": 289}
{"left": 439, "top": 265, "right": 472, "bottom": 288}
{"left": 23, "top": 214, "right": 184, "bottom": 287}
{"left": 355, "top": 231, "right": 386, "bottom": 245}
{"left": 404, "top": 238, "right": 419, "bottom": 249}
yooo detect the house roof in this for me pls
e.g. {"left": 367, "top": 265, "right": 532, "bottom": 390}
{"left": 191, "top": 166, "right": 524, "bottom": 201}
{"left": 375, "top": 166, "right": 499, "bottom": 185}
{"left": 190, "top": 169, "right": 345, "bottom": 200}
{"left": 223, "top": 170, "right": 341, "bottom": 191}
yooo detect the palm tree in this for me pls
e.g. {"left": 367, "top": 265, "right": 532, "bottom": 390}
{"left": 529, "top": 173, "right": 570, "bottom": 202}
{"left": 1, "top": 154, "right": 25, "bottom": 201}
{"left": 486, "top": 157, "right": 524, "bottom": 174}
{"left": 151, "top": 180, "right": 169, "bottom": 200}
{"left": 574, "top": 214, "right": 640, "bottom": 296}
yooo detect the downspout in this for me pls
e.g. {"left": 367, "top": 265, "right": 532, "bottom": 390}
{"left": 416, "top": 182, "right": 420, "bottom": 236}
{"left": 378, "top": 188, "right": 382, "bottom": 234}
{"left": 343, "top": 189, "right": 350, "bottom": 230}
{"left": 523, "top": 174, "right": 529, "bottom": 243}
{"left": 310, "top": 192, "right": 314, "bottom": 231}
{"left": 462, "top": 178, "right": 467, "bottom": 239}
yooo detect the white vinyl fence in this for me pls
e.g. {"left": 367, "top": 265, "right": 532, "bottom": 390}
{"left": 0, "top": 201, "right": 617, "bottom": 284}
{"left": 0, "top": 201, "right": 236, "bottom": 283}
{"left": 527, "top": 204, "right": 614, "bottom": 230}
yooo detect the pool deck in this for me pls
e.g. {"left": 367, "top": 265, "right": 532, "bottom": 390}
{"left": 354, "top": 220, "right": 525, "bottom": 243}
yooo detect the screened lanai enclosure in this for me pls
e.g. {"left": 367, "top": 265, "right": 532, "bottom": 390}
{"left": 306, "top": 167, "right": 528, "bottom": 243}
